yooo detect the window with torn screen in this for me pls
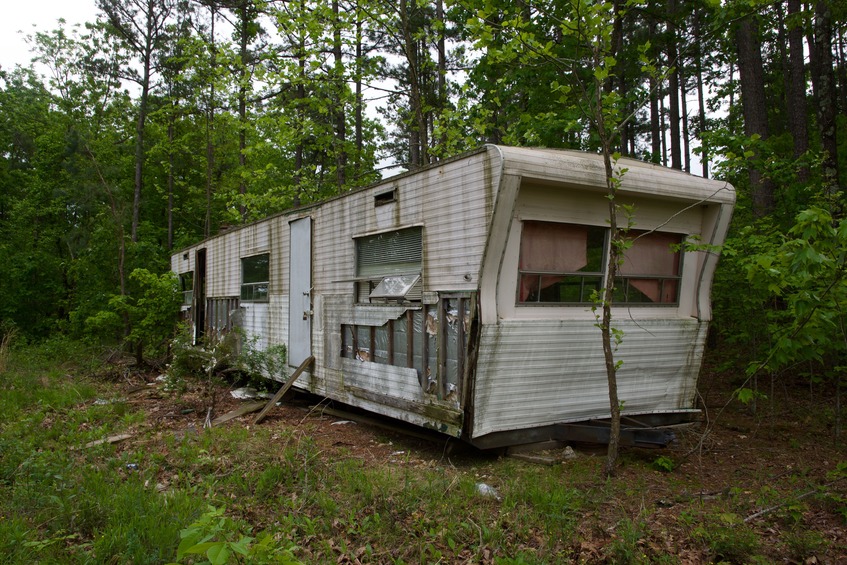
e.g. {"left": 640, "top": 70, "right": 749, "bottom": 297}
{"left": 355, "top": 227, "right": 422, "bottom": 303}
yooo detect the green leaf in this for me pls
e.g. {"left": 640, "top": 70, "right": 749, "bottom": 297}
{"left": 230, "top": 536, "right": 254, "bottom": 556}
{"left": 207, "top": 543, "right": 231, "bottom": 565}
{"left": 185, "top": 541, "right": 220, "bottom": 555}
{"left": 735, "top": 387, "right": 755, "bottom": 404}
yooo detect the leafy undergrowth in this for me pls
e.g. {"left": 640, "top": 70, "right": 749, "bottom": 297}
{"left": 1, "top": 340, "right": 846, "bottom": 563}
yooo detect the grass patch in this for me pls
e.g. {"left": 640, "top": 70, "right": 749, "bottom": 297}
{"left": 692, "top": 513, "right": 762, "bottom": 563}
{"left": 1, "top": 341, "right": 846, "bottom": 563}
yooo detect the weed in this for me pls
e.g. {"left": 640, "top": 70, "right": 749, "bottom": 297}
{"left": 652, "top": 455, "right": 675, "bottom": 472}
{"left": 0, "top": 324, "right": 16, "bottom": 373}
{"left": 606, "top": 517, "right": 649, "bottom": 564}
{"left": 783, "top": 527, "right": 827, "bottom": 561}
{"left": 4, "top": 340, "right": 847, "bottom": 563}
{"left": 173, "top": 505, "right": 301, "bottom": 564}
{"left": 504, "top": 461, "right": 583, "bottom": 543}
{"left": 693, "top": 513, "right": 761, "bottom": 562}
{"left": 825, "top": 461, "right": 847, "bottom": 520}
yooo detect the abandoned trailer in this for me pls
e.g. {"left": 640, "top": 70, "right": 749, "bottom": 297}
{"left": 171, "top": 145, "right": 735, "bottom": 449}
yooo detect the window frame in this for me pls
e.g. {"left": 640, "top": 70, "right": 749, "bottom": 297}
{"left": 354, "top": 226, "right": 423, "bottom": 304}
{"left": 516, "top": 220, "right": 684, "bottom": 307}
{"left": 179, "top": 271, "right": 194, "bottom": 306}
{"left": 240, "top": 253, "right": 270, "bottom": 303}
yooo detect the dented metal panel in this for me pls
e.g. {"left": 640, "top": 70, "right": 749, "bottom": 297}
{"left": 470, "top": 318, "right": 707, "bottom": 439}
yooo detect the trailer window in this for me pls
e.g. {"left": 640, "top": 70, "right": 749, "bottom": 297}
{"left": 356, "top": 227, "right": 422, "bottom": 303}
{"left": 179, "top": 272, "right": 194, "bottom": 305}
{"left": 615, "top": 230, "right": 682, "bottom": 304}
{"left": 517, "top": 222, "right": 682, "bottom": 305}
{"left": 518, "top": 221, "right": 606, "bottom": 303}
{"left": 241, "top": 253, "right": 269, "bottom": 302}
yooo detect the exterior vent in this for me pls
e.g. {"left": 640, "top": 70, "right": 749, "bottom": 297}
{"left": 374, "top": 189, "right": 396, "bottom": 206}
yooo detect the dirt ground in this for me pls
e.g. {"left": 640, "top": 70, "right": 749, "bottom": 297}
{"left": 102, "top": 357, "right": 847, "bottom": 563}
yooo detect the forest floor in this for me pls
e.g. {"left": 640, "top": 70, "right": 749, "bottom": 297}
{"left": 3, "top": 343, "right": 847, "bottom": 563}
{"left": 110, "top": 350, "right": 847, "bottom": 563}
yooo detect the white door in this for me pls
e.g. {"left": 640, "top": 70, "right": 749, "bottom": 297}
{"left": 288, "top": 217, "right": 312, "bottom": 367}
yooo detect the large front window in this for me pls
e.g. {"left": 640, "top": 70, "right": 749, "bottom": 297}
{"left": 241, "top": 253, "right": 269, "bottom": 302}
{"left": 518, "top": 221, "right": 682, "bottom": 305}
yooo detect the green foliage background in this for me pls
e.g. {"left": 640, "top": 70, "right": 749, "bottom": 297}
{"left": 0, "top": 0, "right": 845, "bottom": 383}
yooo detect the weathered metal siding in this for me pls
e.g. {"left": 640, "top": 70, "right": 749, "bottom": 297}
{"left": 190, "top": 222, "right": 273, "bottom": 299}
{"left": 204, "top": 235, "right": 233, "bottom": 297}
{"left": 307, "top": 149, "right": 500, "bottom": 295}
{"left": 470, "top": 319, "right": 707, "bottom": 438}
{"left": 171, "top": 251, "right": 194, "bottom": 276}
{"left": 240, "top": 303, "right": 270, "bottom": 350}
{"left": 470, "top": 147, "right": 734, "bottom": 441}
{"left": 306, "top": 149, "right": 501, "bottom": 432}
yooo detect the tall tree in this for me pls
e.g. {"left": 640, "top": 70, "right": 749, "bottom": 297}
{"left": 812, "top": 0, "right": 840, "bottom": 195}
{"left": 735, "top": 13, "right": 775, "bottom": 217}
{"left": 666, "top": 0, "right": 682, "bottom": 170}
{"left": 786, "top": 0, "right": 809, "bottom": 181}
{"left": 97, "top": 0, "right": 177, "bottom": 242}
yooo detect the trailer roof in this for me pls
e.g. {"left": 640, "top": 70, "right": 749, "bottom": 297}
{"left": 173, "top": 145, "right": 734, "bottom": 254}
{"left": 493, "top": 145, "right": 736, "bottom": 205}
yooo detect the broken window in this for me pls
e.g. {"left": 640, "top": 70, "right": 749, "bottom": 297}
{"left": 518, "top": 221, "right": 683, "bottom": 305}
{"left": 179, "top": 272, "right": 194, "bottom": 305}
{"left": 355, "top": 227, "right": 422, "bottom": 303}
{"left": 240, "top": 253, "right": 269, "bottom": 302}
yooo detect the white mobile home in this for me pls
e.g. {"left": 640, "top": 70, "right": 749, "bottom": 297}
{"left": 172, "top": 146, "right": 735, "bottom": 448}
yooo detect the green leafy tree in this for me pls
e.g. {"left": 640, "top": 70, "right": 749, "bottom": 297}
{"left": 85, "top": 268, "right": 182, "bottom": 363}
{"left": 97, "top": 0, "right": 179, "bottom": 243}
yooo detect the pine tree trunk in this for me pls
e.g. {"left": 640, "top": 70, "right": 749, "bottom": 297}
{"left": 649, "top": 17, "right": 661, "bottom": 164}
{"left": 333, "top": 0, "right": 347, "bottom": 190}
{"left": 436, "top": 0, "right": 447, "bottom": 149}
{"left": 237, "top": 0, "right": 250, "bottom": 221}
{"left": 680, "top": 66, "right": 690, "bottom": 173}
{"left": 787, "top": 0, "right": 809, "bottom": 180}
{"left": 354, "top": 16, "right": 363, "bottom": 178}
{"left": 813, "top": 0, "right": 839, "bottom": 195}
{"left": 167, "top": 116, "right": 174, "bottom": 251}
{"left": 205, "top": 5, "right": 216, "bottom": 238}
{"left": 694, "top": 7, "right": 709, "bottom": 178}
{"left": 666, "top": 0, "right": 682, "bottom": 170}
{"left": 736, "top": 15, "right": 775, "bottom": 217}
{"left": 293, "top": 0, "right": 307, "bottom": 207}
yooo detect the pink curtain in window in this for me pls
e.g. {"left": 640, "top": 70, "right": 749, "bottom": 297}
{"left": 519, "top": 222, "right": 589, "bottom": 301}
{"left": 620, "top": 231, "right": 681, "bottom": 303}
